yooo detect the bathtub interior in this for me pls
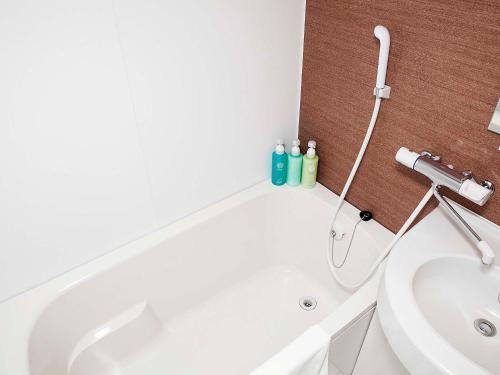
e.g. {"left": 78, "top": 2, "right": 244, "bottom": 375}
{"left": 28, "top": 187, "right": 387, "bottom": 375}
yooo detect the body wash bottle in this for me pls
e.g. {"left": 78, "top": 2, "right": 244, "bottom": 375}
{"left": 287, "top": 139, "right": 303, "bottom": 186}
{"left": 301, "top": 140, "right": 319, "bottom": 188}
{"left": 271, "top": 139, "right": 287, "bottom": 186}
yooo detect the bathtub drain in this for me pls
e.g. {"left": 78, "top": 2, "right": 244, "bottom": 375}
{"left": 299, "top": 296, "right": 317, "bottom": 311}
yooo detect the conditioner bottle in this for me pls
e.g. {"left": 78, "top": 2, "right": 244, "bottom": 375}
{"left": 301, "top": 140, "right": 318, "bottom": 188}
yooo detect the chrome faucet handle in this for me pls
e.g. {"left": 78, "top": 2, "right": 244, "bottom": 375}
{"left": 481, "top": 180, "right": 495, "bottom": 191}
{"left": 461, "top": 170, "right": 474, "bottom": 180}
{"left": 420, "top": 151, "right": 441, "bottom": 161}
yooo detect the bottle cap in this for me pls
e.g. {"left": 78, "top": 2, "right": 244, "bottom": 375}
{"left": 275, "top": 143, "right": 285, "bottom": 155}
{"left": 291, "top": 145, "right": 301, "bottom": 156}
{"left": 291, "top": 139, "right": 301, "bottom": 156}
{"left": 306, "top": 147, "right": 316, "bottom": 158}
{"left": 308, "top": 140, "right": 316, "bottom": 149}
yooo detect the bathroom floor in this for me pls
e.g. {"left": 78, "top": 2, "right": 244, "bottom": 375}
{"left": 69, "top": 265, "right": 340, "bottom": 375}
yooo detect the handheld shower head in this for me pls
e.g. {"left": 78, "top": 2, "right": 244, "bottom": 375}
{"left": 374, "top": 25, "right": 390, "bottom": 89}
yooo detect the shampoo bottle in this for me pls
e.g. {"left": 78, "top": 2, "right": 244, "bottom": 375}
{"left": 271, "top": 139, "right": 287, "bottom": 186}
{"left": 301, "top": 140, "right": 319, "bottom": 188}
{"left": 286, "top": 139, "right": 303, "bottom": 186}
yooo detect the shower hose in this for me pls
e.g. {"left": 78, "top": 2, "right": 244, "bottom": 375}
{"left": 326, "top": 97, "right": 435, "bottom": 291}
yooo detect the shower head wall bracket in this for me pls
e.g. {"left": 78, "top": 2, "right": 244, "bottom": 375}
{"left": 374, "top": 85, "right": 391, "bottom": 99}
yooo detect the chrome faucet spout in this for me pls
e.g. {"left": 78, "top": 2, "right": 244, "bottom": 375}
{"left": 395, "top": 146, "right": 495, "bottom": 265}
{"left": 433, "top": 185, "right": 495, "bottom": 265}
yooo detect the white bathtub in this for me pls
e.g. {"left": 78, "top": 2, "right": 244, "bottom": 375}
{"left": 0, "top": 181, "right": 392, "bottom": 375}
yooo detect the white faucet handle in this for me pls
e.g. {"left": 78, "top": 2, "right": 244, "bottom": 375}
{"left": 396, "top": 147, "right": 420, "bottom": 169}
{"left": 477, "top": 240, "right": 495, "bottom": 265}
{"left": 458, "top": 179, "right": 494, "bottom": 206}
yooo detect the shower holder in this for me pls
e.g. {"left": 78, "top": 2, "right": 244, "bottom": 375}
{"left": 373, "top": 85, "right": 391, "bottom": 99}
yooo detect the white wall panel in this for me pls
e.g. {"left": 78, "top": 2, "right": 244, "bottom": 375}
{"left": 113, "top": 0, "right": 305, "bottom": 225}
{"left": 0, "top": 0, "right": 305, "bottom": 301}
{"left": 0, "top": 0, "right": 157, "bottom": 301}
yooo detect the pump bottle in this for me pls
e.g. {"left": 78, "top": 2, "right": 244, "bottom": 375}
{"left": 271, "top": 139, "right": 287, "bottom": 185}
{"left": 287, "top": 139, "right": 303, "bottom": 186}
{"left": 301, "top": 140, "right": 319, "bottom": 188}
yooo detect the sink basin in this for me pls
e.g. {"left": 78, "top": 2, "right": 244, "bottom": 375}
{"left": 378, "top": 202, "right": 500, "bottom": 375}
{"left": 414, "top": 257, "right": 500, "bottom": 374}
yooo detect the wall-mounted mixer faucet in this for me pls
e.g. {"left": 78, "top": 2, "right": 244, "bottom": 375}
{"left": 396, "top": 147, "right": 495, "bottom": 265}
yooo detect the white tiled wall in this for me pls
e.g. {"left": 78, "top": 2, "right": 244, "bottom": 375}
{"left": 0, "top": 0, "right": 305, "bottom": 301}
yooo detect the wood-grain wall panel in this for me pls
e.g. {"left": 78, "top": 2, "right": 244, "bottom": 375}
{"left": 299, "top": 0, "right": 500, "bottom": 232}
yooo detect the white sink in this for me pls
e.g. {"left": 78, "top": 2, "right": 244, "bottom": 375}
{"left": 378, "top": 201, "right": 500, "bottom": 375}
{"left": 414, "top": 256, "right": 500, "bottom": 373}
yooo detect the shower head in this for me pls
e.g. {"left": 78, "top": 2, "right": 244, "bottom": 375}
{"left": 374, "top": 25, "right": 390, "bottom": 89}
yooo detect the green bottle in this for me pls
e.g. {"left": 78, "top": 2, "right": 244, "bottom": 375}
{"left": 287, "top": 139, "right": 303, "bottom": 186}
{"left": 301, "top": 140, "right": 318, "bottom": 188}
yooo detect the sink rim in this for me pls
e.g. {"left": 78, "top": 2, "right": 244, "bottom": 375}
{"left": 379, "top": 251, "right": 496, "bottom": 375}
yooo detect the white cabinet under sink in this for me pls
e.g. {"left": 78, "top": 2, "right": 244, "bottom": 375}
{"left": 353, "top": 311, "right": 409, "bottom": 375}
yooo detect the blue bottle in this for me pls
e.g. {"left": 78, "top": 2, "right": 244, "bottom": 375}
{"left": 271, "top": 139, "right": 287, "bottom": 185}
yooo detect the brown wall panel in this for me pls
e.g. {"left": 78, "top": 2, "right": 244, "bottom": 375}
{"left": 299, "top": 0, "right": 500, "bottom": 232}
